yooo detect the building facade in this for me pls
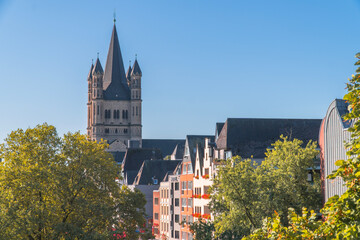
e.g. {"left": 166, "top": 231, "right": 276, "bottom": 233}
{"left": 320, "top": 99, "right": 352, "bottom": 203}
{"left": 87, "top": 23, "right": 142, "bottom": 152}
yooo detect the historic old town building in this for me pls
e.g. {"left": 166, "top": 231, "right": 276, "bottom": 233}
{"left": 87, "top": 22, "right": 142, "bottom": 154}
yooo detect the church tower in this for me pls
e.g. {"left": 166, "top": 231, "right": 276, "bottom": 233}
{"left": 87, "top": 22, "right": 142, "bottom": 153}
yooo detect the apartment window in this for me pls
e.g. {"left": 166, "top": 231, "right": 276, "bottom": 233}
{"left": 204, "top": 205, "right": 211, "bottom": 215}
{"left": 187, "top": 164, "right": 193, "bottom": 174}
{"left": 182, "top": 165, "right": 187, "bottom": 174}
{"left": 155, "top": 213, "right": 159, "bottom": 220}
{"left": 188, "top": 181, "right": 193, "bottom": 190}
{"left": 204, "top": 186, "right": 210, "bottom": 195}
{"left": 175, "top": 198, "right": 179, "bottom": 206}
{"left": 188, "top": 198, "right": 192, "bottom": 208}
{"left": 182, "top": 198, "right": 186, "bottom": 211}
{"left": 175, "top": 214, "right": 180, "bottom": 223}
{"left": 195, "top": 206, "right": 201, "bottom": 214}
{"left": 205, "top": 168, "right": 209, "bottom": 175}
{"left": 175, "top": 230, "right": 179, "bottom": 239}
{"left": 154, "top": 198, "right": 159, "bottom": 205}
{"left": 175, "top": 182, "right": 179, "bottom": 190}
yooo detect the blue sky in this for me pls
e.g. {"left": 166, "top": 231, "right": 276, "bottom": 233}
{"left": 0, "top": 0, "right": 359, "bottom": 141}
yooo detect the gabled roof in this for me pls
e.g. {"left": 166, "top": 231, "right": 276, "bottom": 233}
{"left": 215, "top": 122, "right": 225, "bottom": 142}
{"left": 92, "top": 58, "right": 103, "bottom": 74}
{"left": 195, "top": 144, "right": 205, "bottom": 175}
{"left": 122, "top": 148, "right": 163, "bottom": 184}
{"left": 171, "top": 144, "right": 185, "bottom": 160}
{"left": 216, "top": 118, "right": 322, "bottom": 158}
{"left": 88, "top": 63, "right": 94, "bottom": 79}
{"left": 131, "top": 59, "right": 142, "bottom": 76}
{"left": 142, "top": 139, "right": 185, "bottom": 157}
{"left": 103, "top": 24, "right": 130, "bottom": 100}
{"left": 184, "top": 135, "right": 214, "bottom": 168}
{"left": 132, "top": 160, "right": 181, "bottom": 185}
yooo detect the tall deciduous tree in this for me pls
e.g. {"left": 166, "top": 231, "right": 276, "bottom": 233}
{"left": 244, "top": 53, "right": 360, "bottom": 239}
{"left": 0, "top": 124, "right": 150, "bottom": 240}
{"left": 207, "top": 136, "right": 320, "bottom": 238}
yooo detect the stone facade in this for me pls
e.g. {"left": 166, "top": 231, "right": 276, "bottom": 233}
{"left": 87, "top": 23, "right": 142, "bottom": 152}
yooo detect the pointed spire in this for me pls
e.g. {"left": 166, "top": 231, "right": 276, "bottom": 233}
{"left": 88, "top": 62, "right": 94, "bottom": 80}
{"left": 92, "top": 57, "right": 103, "bottom": 74}
{"left": 126, "top": 63, "right": 132, "bottom": 80}
{"left": 103, "top": 23, "right": 130, "bottom": 100}
{"left": 131, "top": 58, "right": 142, "bottom": 76}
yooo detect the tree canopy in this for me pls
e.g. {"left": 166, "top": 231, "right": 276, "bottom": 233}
{"left": 0, "top": 124, "right": 150, "bottom": 240}
{"left": 243, "top": 52, "right": 360, "bottom": 239}
{"left": 204, "top": 136, "right": 321, "bottom": 239}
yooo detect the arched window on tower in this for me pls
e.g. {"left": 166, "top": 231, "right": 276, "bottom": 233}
{"left": 97, "top": 105, "right": 99, "bottom": 115}
{"left": 122, "top": 110, "right": 125, "bottom": 119}
{"left": 113, "top": 110, "right": 116, "bottom": 119}
{"left": 136, "top": 106, "right": 138, "bottom": 116}
{"left": 117, "top": 110, "right": 120, "bottom": 119}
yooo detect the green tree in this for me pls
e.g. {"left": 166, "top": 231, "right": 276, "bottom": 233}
{"left": 0, "top": 123, "right": 150, "bottom": 240}
{"left": 207, "top": 136, "right": 320, "bottom": 238}
{"left": 244, "top": 53, "right": 360, "bottom": 239}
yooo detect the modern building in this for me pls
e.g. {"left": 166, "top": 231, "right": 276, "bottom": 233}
{"left": 319, "top": 99, "right": 352, "bottom": 203}
{"left": 87, "top": 22, "right": 142, "bottom": 157}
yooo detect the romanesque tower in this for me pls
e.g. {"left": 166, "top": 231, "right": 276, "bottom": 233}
{"left": 87, "top": 23, "right": 142, "bottom": 153}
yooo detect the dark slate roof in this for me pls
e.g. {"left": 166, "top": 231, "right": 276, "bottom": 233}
{"left": 122, "top": 148, "right": 163, "bottom": 184}
{"left": 334, "top": 99, "right": 352, "bottom": 128}
{"left": 215, "top": 122, "right": 225, "bottom": 141}
{"left": 92, "top": 58, "right": 103, "bottom": 74}
{"left": 142, "top": 139, "right": 185, "bottom": 157}
{"left": 216, "top": 118, "right": 322, "bottom": 159}
{"left": 171, "top": 144, "right": 185, "bottom": 160}
{"left": 103, "top": 24, "right": 130, "bottom": 100}
{"left": 126, "top": 65, "right": 132, "bottom": 80}
{"left": 131, "top": 59, "right": 142, "bottom": 76}
{"left": 109, "top": 151, "right": 126, "bottom": 164}
{"left": 184, "top": 135, "right": 214, "bottom": 168}
{"left": 88, "top": 63, "right": 94, "bottom": 79}
{"left": 133, "top": 160, "right": 181, "bottom": 185}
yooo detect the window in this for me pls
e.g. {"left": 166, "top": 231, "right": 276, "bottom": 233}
{"left": 181, "top": 182, "right": 187, "bottom": 194}
{"left": 182, "top": 165, "right": 187, "bottom": 175}
{"left": 97, "top": 105, "right": 99, "bottom": 115}
{"left": 105, "top": 128, "right": 109, "bottom": 134}
{"left": 187, "top": 164, "right": 193, "bottom": 174}
{"left": 188, "top": 198, "right": 192, "bottom": 207}
{"left": 115, "top": 129, "right": 118, "bottom": 133}
{"left": 122, "top": 110, "right": 125, "bottom": 119}
{"left": 205, "top": 168, "right": 209, "bottom": 175}
{"left": 204, "top": 186, "right": 210, "bottom": 195}
{"left": 155, "top": 213, "right": 159, "bottom": 220}
{"left": 124, "top": 129, "right": 128, "bottom": 134}
{"left": 175, "top": 198, "right": 179, "bottom": 206}
{"left": 204, "top": 205, "right": 211, "bottom": 215}
{"left": 133, "top": 107, "right": 134, "bottom": 116}
{"left": 175, "top": 182, "right": 179, "bottom": 190}
{"left": 195, "top": 206, "right": 201, "bottom": 214}
{"left": 175, "top": 230, "right": 179, "bottom": 238}
{"left": 182, "top": 198, "right": 187, "bottom": 209}
{"left": 188, "top": 181, "right": 193, "bottom": 190}
{"left": 154, "top": 198, "right": 159, "bottom": 205}
{"left": 136, "top": 106, "right": 138, "bottom": 116}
